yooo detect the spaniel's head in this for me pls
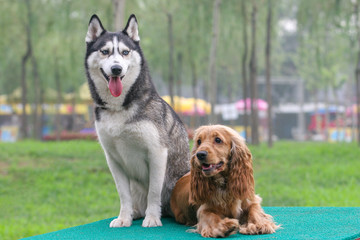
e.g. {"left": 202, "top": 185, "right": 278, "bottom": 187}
{"left": 191, "top": 125, "right": 233, "bottom": 177}
{"left": 190, "top": 125, "right": 255, "bottom": 203}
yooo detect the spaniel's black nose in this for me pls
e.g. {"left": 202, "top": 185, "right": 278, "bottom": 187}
{"left": 196, "top": 151, "right": 208, "bottom": 161}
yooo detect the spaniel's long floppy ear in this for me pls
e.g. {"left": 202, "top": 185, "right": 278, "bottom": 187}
{"left": 190, "top": 153, "right": 207, "bottom": 204}
{"left": 228, "top": 132, "right": 255, "bottom": 200}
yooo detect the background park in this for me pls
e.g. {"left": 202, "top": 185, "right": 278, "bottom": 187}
{"left": 0, "top": 0, "right": 360, "bottom": 239}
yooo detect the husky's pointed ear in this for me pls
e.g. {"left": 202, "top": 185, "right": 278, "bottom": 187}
{"left": 86, "top": 14, "right": 105, "bottom": 43}
{"left": 123, "top": 14, "right": 140, "bottom": 42}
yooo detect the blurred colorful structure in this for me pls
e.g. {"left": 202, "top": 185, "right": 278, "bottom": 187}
{"left": 0, "top": 84, "right": 358, "bottom": 142}
{"left": 161, "top": 96, "right": 211, "bottom": 116}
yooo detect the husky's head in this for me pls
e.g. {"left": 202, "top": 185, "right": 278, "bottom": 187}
{"left": 85, "top": 14, "right": 141, "bottom": 98}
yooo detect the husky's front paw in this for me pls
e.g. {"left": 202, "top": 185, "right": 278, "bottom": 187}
{"left": 142, "top": 215, "right": 162, "bottom": 227}
{"left": 110, "top": 217, "right": 132, "bottom": 227}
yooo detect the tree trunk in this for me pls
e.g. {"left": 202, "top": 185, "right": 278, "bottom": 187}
{"left": 356, "top": 65, "right": 360, "bottom": 145}
{"left": 39, "top": 84, "right": 45, "bottom": 141}
{"left": 20, "top": 0, "right": 34, "bottom": 139}
{"left": 314, "top": 90, "right": 321, "bottom": 135}
{"left": 241, "top": 0, "right": 249, "bottom": 140}
{"left": 21, "top": 42, "right": 30, "bottom": 139}
{"left": 208, "top": 0, "right": 221, "bottom": 124}
{"left": 334, "top": 91, "right": 340, "bottom": 142}
{"left": 69, "top": 41, "right": 78, "bottom": 132}
{"left": 31, "top": 54, "right": 41, "bottom": 139}
{"left": 70, "top": 94, "right": 76, "bottom": 131}
{"left": 228, "top": 81, "right": 236, "bottom": 127}
{"left": 297, "top": 78, "right": 305, "bottom": 141}
{"left": 54, "top": 57, "right": 62, "bottom": 141}
{"left": 176, "top": 53, "right": 183, "bottom": 99}
{"left": 342, "top": 105, "right": 347, "bottom": 142}
{"left": 191, "top": 59, "right": 199, "bottom": 129}
{"left": 113, "top": 0, "right": 126, "bottom": 31}
{"left": 354, "top": 0, "right": 360, "bottom": 145}
{"left": 265, "top": 0, "right": 273, "bottom": 147}
{"left": 167, "top": 13, "right": 175, "bottom": 107}
{"left": 176, "top": 53, "right": 183, "bottom": 119}
{"left": 249, "top": 0, "right": 259, "bottom": 145}
{"left": 324, "top": 87, "right": 330, "bottom": 142}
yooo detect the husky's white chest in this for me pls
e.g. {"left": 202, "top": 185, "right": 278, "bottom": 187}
{"left": 95, "top": 109, "right": 162, "bottom": 185}
{"left": 96, "top": 109, "right": 130, "bottom": 137}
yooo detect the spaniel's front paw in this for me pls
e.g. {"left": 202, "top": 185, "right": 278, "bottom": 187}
{"left": 200, "top": 218, "right": 239, "bottom": 238}
{"left": 239, "top": 220, "right": 277, "bottom": 235}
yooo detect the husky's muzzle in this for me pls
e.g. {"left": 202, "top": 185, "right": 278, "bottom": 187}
{"left": 101, "top": 65, "right": 124, "bottom": 97}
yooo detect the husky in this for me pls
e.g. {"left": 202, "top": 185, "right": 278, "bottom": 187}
{"left": 84, "top": 14, "right": 190, "bottom": 227}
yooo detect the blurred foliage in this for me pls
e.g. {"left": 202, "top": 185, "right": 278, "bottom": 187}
{"left": 0, "top": 0, "right": 358, "bottom": 101}
{"left": 296, "top": 0, "right": 355, "bottom": 94}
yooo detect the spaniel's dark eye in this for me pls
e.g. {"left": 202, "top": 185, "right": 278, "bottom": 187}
{"left": 215, "top": 137, "right": 222, "bottom": 144}
{"left": 122, "top": 50, "right": 130, "bottom": 56}
{"left": 100, "top": 49, "right": 109, "bottom": 55}
{"left": 197, "top": 139, "right": 201, "bottom": 145}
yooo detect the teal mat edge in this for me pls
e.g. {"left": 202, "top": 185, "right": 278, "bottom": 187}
{"left": 21, "top": 207, "right": 360, "bottom": 240}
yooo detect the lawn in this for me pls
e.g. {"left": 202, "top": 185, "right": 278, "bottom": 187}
{"left": 0, "top": 140, "right": 359, "bottom": 240}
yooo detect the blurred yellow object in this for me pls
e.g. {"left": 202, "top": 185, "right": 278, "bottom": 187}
{"left": 11, "top": 104, "right": 32, "bottom": 115}
{"left": 79, "top": 82, "right": 92, "bottom": 103}
{"left": 161, "top": 96, "right": 211, "bottom": 115}
{"left": 0, "top": 95, "right": 7, "bottom": 104}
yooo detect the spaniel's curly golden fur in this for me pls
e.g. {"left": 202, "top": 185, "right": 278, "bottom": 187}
{"left": 170, "top": 125, "right": 280, "bottom": 237}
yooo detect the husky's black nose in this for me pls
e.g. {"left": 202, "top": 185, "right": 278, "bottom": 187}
{"left": 111, "top": 65, "right": 122, "bottom": 76}
{"left": 196, "top": 151, "right": 208, "bottom": 161}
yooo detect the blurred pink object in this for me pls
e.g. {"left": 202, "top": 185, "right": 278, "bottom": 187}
{"left": 235, "top": 98, "right": 268, "bottom": 111}
{"left": 346, "top": 104, "right": 358, "bottom": 116}
{"left": 182, "top": 107, "right": 206, "bottom": 116}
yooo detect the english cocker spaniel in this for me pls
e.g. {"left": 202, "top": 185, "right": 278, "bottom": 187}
{"left": 170, "top": 125, "right": 280, "bottom": 237}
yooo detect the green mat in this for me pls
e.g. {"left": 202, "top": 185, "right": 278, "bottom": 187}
{"left": 22, "top": 207, "right": 360, "bottom": 240}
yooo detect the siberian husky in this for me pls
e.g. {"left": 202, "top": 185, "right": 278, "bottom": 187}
{"left": 84, "top": 14, "right": 190, "bottom": 227}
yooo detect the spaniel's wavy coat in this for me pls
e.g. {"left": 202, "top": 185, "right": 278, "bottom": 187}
{"left": 171, "top": 125, "right": 280, "bottom": 237}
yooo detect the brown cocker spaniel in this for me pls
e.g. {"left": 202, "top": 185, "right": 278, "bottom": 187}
{"left": 170, "top": 125, "right": 280, "bottom": 237}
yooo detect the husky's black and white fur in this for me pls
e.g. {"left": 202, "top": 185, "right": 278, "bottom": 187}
{"left": 85, "top": 14, "right": 190, "bottom": 227}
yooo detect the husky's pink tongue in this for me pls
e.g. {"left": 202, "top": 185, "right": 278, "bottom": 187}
{"left": 108, "top": 76, "right": 123, "bottom": 97}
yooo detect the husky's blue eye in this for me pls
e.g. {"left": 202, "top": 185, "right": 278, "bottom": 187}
{"left": 122, "top": 50, "right": 130, "bottom": 56}
{"left": 100, "top": 49, "right": 109, "bottom": 55}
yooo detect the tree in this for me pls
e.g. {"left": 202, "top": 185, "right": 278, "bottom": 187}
{"left": 31, "top": 52, "right": 42, "bottom": 140}
{"left": 354, "top": 0, "right": 360, "bottom": 146}
{"left": 209, "top": 0, "right": 222, "bottom": 124}
{"left": 167, "top": 13, "right": 175, "bottom": 107}
{"left": 249, "top": 0, "right": 259, "bottom": 145}
{"left": 54, "top": 56, "right": 62, "bottom": 141}
{"left": 265, "top": 0, "right": 273, "bottom": 147}
{"left": 176, "top": 53, "right": 183, "bottom": 120}
{"left": 297, "top": 0, "right": 355, "bottom": 141}
{"left": 113, "top": 0, "right": 126, "bottom": 31}
{"left": 20, "top": 0, "right": 36, "bottom": 139}
{"left": 241, "top": 0, "right": 249, "bottom": 140}
{"left": 185, "top": 1, "right": 211, "bottom": 128}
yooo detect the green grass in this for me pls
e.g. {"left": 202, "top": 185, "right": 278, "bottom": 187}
{"left": 0, "top": 141, "right": 117, "bottom": 240}
{"left": 0, "top": 141, "right": 359, "bottom": 240}
{"left": 250, "top": 142, "right": 360, "bottom": 207}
